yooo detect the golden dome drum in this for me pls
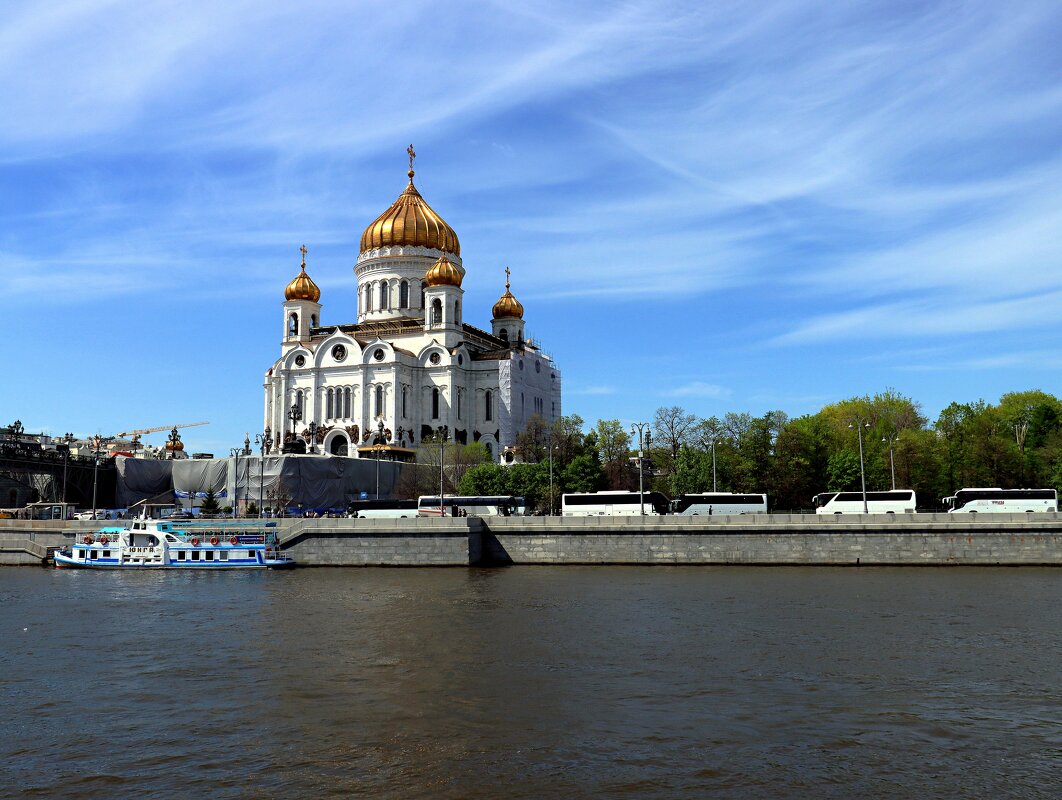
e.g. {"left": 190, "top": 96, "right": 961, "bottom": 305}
{"left": 424, "top": 256, "right": 463, "bottom": 287}
{"left": 360, "top": 180, "right": 460, "bottom": 256}
{"left": 492, "top": 288, "right": 524, "bottom": 320}
{"left": 284, "top": 268, "right": 320, "bottom": 303}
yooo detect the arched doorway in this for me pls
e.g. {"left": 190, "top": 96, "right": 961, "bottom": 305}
{"left": 329, "top": 436, "right": 348, "bottom": 456}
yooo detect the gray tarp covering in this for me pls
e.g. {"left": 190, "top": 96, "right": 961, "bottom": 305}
{"left": 117, "top": 455, "right": 405, "bottom": 512}
{"left": 114, "top": 457, "right": 173, "bottom": 507}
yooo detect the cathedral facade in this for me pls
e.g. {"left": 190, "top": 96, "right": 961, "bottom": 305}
{"left": 263, "top": 150, "right": 561, "bottom": 462}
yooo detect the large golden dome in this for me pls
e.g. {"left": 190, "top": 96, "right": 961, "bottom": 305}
{"left": 284, "top": 245, "right": 321, "bottom": 302}
{"left": 492, "top": 268, "right": 524, "bottom": 319}
{"left": 359, "top": 148, "right": 460, "bottom": 256}
{"left": 424, "top": 255, "right": 463, "bottom": 288}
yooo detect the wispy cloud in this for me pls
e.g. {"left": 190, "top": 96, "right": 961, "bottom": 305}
{"left": 663, "top": 382, "right": 731, "bottom": 399}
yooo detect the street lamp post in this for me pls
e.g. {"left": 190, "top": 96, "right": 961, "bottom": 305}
{"left": 229, "top": 444, "right": 244, "bottom": 518}
{"left": 90, "top": 434, "right": 103, "bottom": 519}
{"left": 630, "top": 422, "right": 651, "bottom": 516}
{"left": 548, "top": 444, "right": 559, "bottom": 516}
{"left": 255, "top": 427, "right": 271, "bottom": 518}
{"left": 61, "top": 432, "right": 73, "bottom": 504}
{"left": 882, "top": 432, "right": 899, "bottom": 491}
{"left": 306, "top": 421, "right": 319, "bottom": 455}
{"left": 849, "top": 420, "right": 870, "bottom": 513}
{"left": 710, "top": 439, "right": 718, "bottom": 492}
{"left": 436, "top": 425, "right": 448, "bottom": 517}
{"left": 287, "top": 402, "right": 302, "bottom": 452}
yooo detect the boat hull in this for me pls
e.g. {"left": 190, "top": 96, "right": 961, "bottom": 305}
{"left": 53, "top": 551, "right": 294, "bottom": 569}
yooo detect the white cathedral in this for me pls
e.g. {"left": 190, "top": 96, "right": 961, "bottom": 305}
{"left": 263, "top": 148, "right": 562, "bottom": 463}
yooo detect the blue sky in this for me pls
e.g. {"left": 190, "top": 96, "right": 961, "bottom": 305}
{"left": 3, "top": 1, "right": 1062, "bottom": 454}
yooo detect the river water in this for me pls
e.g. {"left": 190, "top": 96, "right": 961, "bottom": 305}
{"left": 2, "top": 566, "right": 1060, "bottom": 798}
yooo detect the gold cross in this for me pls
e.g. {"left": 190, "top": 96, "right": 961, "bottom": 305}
{"left": 300, "top": 244, "right": 307, "bottom": 268}
{"left": 407, "top": 144, "right": 416, "bottom": 173}
{"left": 504, "top": 266, "right": 511, "bottom": 289}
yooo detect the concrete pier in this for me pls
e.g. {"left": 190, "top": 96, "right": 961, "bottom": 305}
{"left": 4, "top": 513, "right": 1062, "bottom": 566}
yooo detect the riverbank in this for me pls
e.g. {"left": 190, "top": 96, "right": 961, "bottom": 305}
{"left": 5, "top": 513, "right": 1062, "bottom": 566}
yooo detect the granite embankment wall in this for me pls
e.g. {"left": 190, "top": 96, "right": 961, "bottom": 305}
{"left": 5, "top": 514, "right": 1062, "bottom": 566}
{"left": 480, "top": 514, "right": 1062, "bottom": 566}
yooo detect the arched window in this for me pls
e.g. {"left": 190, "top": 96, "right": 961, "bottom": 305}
{"left": 400, "top": 281, "right": 409, "bottom": 309}
{"left": 499, "top": 328, "right": 508, "bottom": 342}
{"left": 310, "top": 314, "right": 318, "bottom": 328}
{"left": 344, "top": 388, "right": 352, "bottom": 418}
{"left": 365, "top": 284, "right": 372, "bottom": 312}
{"left": 454, "top": 300, "right": 460, "bottom": 323}
{"left": 420, "top": 281, "right": 427, "bottom": 309}
{"left": 431, "top": 298, "right": 442, "bottom": 325}
{"left": 288, "top": 313, "right": 298, "bottom": 336}
{"left": 457, "top": 389, "right": 463, "bottom": 420}
{"left": 402, "top": 386, "right": 408, "bottom": 418}
{"left": 432, "top": 388, "right": 440, "bottom": 419}
{"left": 378, "top": 281, "right": 388, "bottom": 310}
{"left": 295, "top": 390, "right": 304, "bottom": 416}
{"left": 485, "top": 390, "right": 493, "bottom": 422}
{"left": 326, "top": 388, "right": 334, "bottom": 419}
{"left": 374, "top": 385, "right": 384, "bottom": 418}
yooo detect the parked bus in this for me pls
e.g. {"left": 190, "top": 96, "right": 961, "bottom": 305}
{"left": 672, "top": 493, "right": 767, "bottom": 516}
{"left": 943, "top": 488, "right": 1058, "bottom": 513}
{"left": 813, "top": 490, "right": 917, "bottom": 514}
{"left": 417, "top": 495, "right": 526, "bottom": 517}
{"left": 347, "top": 499, "right": 419, "bottom": 518}
{"left": 561, "top": 490, "right": 670, "bottom": 517}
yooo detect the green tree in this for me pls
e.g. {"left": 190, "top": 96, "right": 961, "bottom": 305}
{"left": 199, "top": 488, "right": 221, "bottom": 516}
{"left": 562, "top": 454, "right": 605, "bottom": 493}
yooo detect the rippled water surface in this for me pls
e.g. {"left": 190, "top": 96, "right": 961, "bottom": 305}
{"left": 2, "top": 566, "right": 1060, "bottom": 798}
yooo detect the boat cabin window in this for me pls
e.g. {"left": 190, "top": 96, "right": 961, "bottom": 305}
{"left": 220, "top": 551, "right": 228, "bottom": 561}
{"left": 102, "top": 550, "right": 111, "bottom": 558}
{"left": 205, "top": 551, "right": 214, "bottom": 561}
{"left": 177, "top": 551, "right": 186, "bottom": 561}
{"left": 91, "top": 550, "right": 99, "bottom": 559}
{"left": 165, "top": 535, "right": 178, "bottom": 542}
{"left": 191, "top": 551, "right": 200, "bottom": 561}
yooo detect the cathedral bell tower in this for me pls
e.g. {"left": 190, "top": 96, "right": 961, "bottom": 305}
{"left": 422, "top": 255, "right": 464, "bottom": 347}
{"left": 491, "top": 267, "right": 525, "bottom": 347}
{"left": 282, "top": 245, "right": 321, "bottom": 346}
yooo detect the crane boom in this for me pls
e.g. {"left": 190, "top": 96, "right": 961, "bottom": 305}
{"left": 116, "top": 421, "right": 210, "bottom": 438}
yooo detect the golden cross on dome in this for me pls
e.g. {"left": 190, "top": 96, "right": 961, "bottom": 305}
{"left": 299, "top": 244, "right": 307, "bottom": 268}
{"left": 504, "top": 266, "right": 511, "bottom": 289}
{"left": 407, "top": 144, "right": 416, "bottom": 180}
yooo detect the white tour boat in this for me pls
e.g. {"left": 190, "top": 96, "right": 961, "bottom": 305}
{"left": 54, "top": 519, "right": 295, "bottom": 569}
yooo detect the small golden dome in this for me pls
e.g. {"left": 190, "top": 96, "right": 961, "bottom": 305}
{"left": 164, "top": 439, "right": 185, "bottom": 451}
{"left": 492, "top": 267, "right": 524, "bottom": 319}
{"left": 425, "top": 256, "right": 463, "bottom": 287}
{"left": 359, "top": 147, "right": 460, "bottom": 256}
{"left": 284, "top": 245, "right": 321, "bottom": 303}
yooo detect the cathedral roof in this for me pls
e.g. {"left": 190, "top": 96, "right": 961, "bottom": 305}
{"left": 284, "top": 246, "right": 321, "bottom": 303}
{"left": 359, "top": 146, "right": 460, "bottom": 256}
{"left": 424, "top": 255, "right": 463, "bottom": 287}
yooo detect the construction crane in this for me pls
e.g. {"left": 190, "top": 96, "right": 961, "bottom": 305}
{"left": 116, "top": 422, "right": 209, "bottom": 446}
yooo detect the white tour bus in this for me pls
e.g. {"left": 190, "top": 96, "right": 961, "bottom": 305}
{"left": 813, "top": 490, "right": 917, "bottom": 514}
{"left": 417, "top": 495, "right": 526, "bottom": 517}
{"left": 347, "top": 499, "right": 419, "bottom": 518}
{"left": 671, "top": 493, "right": 767, "bottom": 516}
{"left": 561, "top": 490, "right": 671, "bottom": 517}
{"left": 943, "top": 488, "right": 1058, "bottom": 513}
